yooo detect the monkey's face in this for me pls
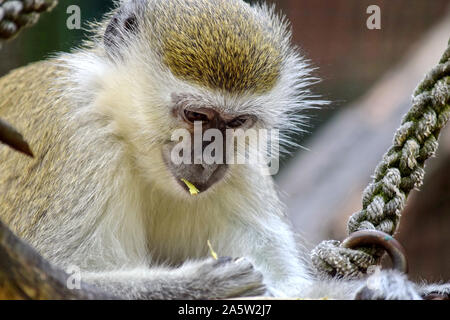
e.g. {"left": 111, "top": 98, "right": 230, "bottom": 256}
{"left": 161, "top": 94, "right": 258, "bottom": 194}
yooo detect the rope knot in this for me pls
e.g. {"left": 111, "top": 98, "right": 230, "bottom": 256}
{"left": 311, "top": 240, "right": 376, "bottom": 279}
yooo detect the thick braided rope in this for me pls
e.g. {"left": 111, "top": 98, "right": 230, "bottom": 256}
{"left": 311, "top": 40, "right": 450, "bottom": 279}
{"left": 0, "top": 0, "right": 57, "bottom": 41}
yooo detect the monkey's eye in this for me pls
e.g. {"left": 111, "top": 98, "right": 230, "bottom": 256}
{"left": 183, "top": 110, "right": 209, "bottom": 124}
{"left": 227, "top": 116, "right": 253, "bottom": 129}
{"left": 124, "top": 15, "right": 137, "bottom": 32}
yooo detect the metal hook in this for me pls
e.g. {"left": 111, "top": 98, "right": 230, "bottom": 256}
{"left": 342, "top": 230, "right": 408, "bottom": 274}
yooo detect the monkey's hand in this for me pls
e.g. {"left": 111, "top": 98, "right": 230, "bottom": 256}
{"left": 81, "top": 257, "right": 266, "bottom": 300}
{"left": 180, "top": 257, "right": 266, "bottom": 299}
{"left": 354, "top": 270, "right": 422, "bottom": 300}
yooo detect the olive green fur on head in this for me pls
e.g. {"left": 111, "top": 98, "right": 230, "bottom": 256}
{"left": 151, "top": 0, "right": 284, "bottom": 94}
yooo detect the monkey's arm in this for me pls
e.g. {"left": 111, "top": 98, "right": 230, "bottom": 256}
{"left": 219, "top": 213, "right": 314, "bottom": 297}
{"left": 80, "top": 258, "right": 265, "bottom": 300}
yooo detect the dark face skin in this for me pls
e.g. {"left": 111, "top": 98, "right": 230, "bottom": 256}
{"left": 162, "top": 94, "right": 256, "bottom": 194}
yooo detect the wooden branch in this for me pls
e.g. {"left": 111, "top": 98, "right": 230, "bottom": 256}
{"left": 0, "top": 118, "right": 33, "bottom": 157}
{"left": 0, "top": 219, "right": 115, "bottom": 299}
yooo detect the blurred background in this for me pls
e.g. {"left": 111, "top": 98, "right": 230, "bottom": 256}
{"left": 0, "top": 0, "right": 449, "bottom": 282}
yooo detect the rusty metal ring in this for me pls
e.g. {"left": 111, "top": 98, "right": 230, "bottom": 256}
{"left": 342, "top": 230, "right": 408, "bottom": 274}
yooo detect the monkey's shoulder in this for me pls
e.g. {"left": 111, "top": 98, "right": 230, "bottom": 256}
{"left": 0, "top": 60, "right": 71, "bottom": 118}
{"left": 0, "top": 60, "right": 75, "bottom": 215}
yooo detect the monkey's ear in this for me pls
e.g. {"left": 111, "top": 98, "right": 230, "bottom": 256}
{"left": 103, "top": 0, "right": 146, "bottom": 57}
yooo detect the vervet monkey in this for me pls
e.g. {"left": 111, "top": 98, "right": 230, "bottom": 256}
{"left": 0, "top": 0, "right": 447, "bottom": 299}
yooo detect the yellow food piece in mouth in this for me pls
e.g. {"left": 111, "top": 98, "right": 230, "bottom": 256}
{"left": 181, "top": 179, "right": 200, "bottom": 195}
{"left": 207, "top": 240, "right": 218, "bottom": 260}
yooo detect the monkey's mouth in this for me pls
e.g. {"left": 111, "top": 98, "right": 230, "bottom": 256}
{"left": 161, "top": 144, "right": 228, "bottom": 194}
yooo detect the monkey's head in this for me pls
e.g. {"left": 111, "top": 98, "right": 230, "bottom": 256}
{"left": 65, "top": 0, "right": 319, "bottom": 197}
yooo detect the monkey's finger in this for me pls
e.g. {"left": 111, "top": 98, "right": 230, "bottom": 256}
{"left": 0, "top": 118, "right": 34, "bottom": 157}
